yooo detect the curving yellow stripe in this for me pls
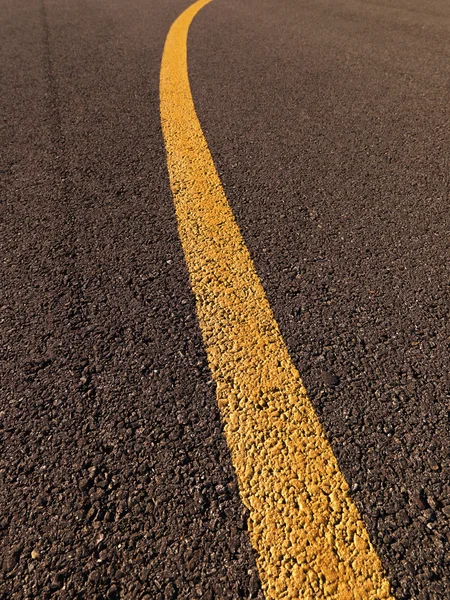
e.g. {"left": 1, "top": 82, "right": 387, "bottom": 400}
{"left": 160, "top": 1, "right": 394, "bottom": 598}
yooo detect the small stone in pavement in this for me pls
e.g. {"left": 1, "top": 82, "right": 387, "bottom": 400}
{"left": 320, "top": 370, "right": 340, "bottom": 387}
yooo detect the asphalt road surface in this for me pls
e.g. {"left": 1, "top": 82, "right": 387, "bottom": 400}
{"left": 1, "top": 0, "right": 449, "bottom": 599}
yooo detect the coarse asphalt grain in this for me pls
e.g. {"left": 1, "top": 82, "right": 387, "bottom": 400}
{"left": 188, "top": 0, "right": 450, "bottom": 598}
{"left": 160, "top": 3, "right": 392, "bottom": 596}
{"left": 1, "top": 0, "right": 262, "bottom": 598}
{"left": 1, "top": 0, "right": 449, "bottom": 598}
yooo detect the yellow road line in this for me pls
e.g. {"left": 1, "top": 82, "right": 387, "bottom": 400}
{"left": 160, "top": 1, "right": 394, "bottom": 597}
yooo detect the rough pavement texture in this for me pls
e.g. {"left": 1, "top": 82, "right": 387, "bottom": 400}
{"left": 1, "top": 0, "right": 449, "bottom": 598}
{"left": 189, "top": 0, "right": 450, "bottom": 598}
{"left": 1, "top": 0, "right": 262, "bottom": 598}
{"left": 161, "top": 5, "right": 392, "bottom": 597}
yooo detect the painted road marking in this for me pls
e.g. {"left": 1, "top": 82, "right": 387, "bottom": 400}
{"left": 160, "top": 1, "right": 394, "bottom": 597}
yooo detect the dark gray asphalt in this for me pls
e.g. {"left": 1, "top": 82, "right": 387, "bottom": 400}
{"left": 1, "top": 0, "right": 449, "bottom": 598}
{"left": 1, "top": 1, "right": 261, "bottom": 598}
{"left": 190, "top": 0, "right": 450, "bottom": 598}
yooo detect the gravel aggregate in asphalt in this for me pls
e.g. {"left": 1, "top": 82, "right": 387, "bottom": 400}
{"left": 1, "top": 0, "right": 262, "bottom": 597}
{"left": 189, "top": 0, "right": 450, "bottom": 597}
{"left": 1, "top": 0, "right": 449, "bottom": 598}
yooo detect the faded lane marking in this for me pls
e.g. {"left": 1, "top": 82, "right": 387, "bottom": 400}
{"left": 160, "top": 1, "right": 393, "bottom": 597}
